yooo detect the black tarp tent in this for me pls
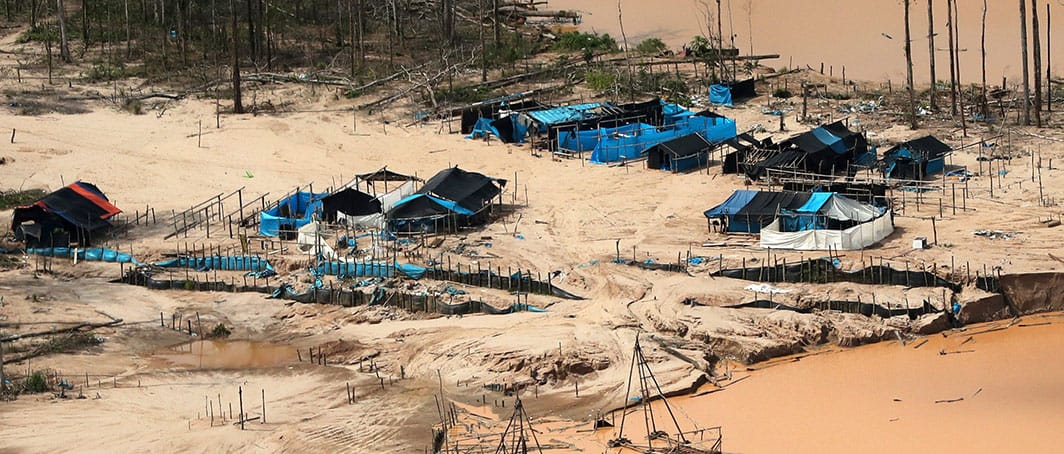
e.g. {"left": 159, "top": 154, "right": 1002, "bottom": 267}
{"left": 417, "top": 167, "right": 506, "bottom": 212}
{"left": 320, "top": 187, "right": 382, "bottom": 222}
{"left": 11, "top": 181, "right": 122, "bottom": 247}
{"left": 646, "top": 133, "right": 714, "bottom": 171}
{"left": 882, "top": 135, "right": 952, "bottom": 180}
{"left": 747, "top": 121, "right": 868, "bottom": 178}
{"left": 730, "top": 191, "right": 811, "bottom": 233}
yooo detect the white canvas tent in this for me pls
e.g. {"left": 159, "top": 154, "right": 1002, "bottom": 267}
{"left": 761, "top": 209, "right": 893, "bottom": 250}
{"left": 337, "top": 180, "right": 416, "bottom": 229}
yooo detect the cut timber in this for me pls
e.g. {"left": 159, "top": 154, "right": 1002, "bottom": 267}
{"left": 1, "top": 319, "right": 123, "bottom": 344}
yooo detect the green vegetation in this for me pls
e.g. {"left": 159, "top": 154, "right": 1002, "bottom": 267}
{"left": 24, "top": 371, "right": 49, "bottom": 393}
{"left": 0, "top": 189, "right": 47, "bottom": 211}
{"left": 208, "top": 323, "right": 232, "bottom": 339}
{"left": 553, "top": 32, "right": 617, "bottom": 53}
{"left": 585, "top": 70, "right": 617, "bottom": 93}
{"left": 635, "top": 37, "right": 668, "bottom": 55}
{"left": 773, "top": 88, "right": 794, "bottom": 99}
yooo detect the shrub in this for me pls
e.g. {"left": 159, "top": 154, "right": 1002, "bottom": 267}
{"left": 635, "top": 37, "right": 668, "bottom": 55}
{"left": 773, "top": 88, "right": 793, "bottom": 99}
{"left": 24, "top": 371, "right": 49, "bottom": 393}
{"left": 553, "top": 32, "right": 617, "bottom": 53}
{"left": 585, "top": 70, "right": 617, "bottom": 94}
{"left": 207, "top": 323, "right": 232, "bottom": 339}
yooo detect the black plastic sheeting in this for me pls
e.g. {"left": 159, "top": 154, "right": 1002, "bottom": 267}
{"left": 728, "top": 298, "right": 942, "bottom": 319}
{"left": 714, "top": 257, "right": 962, "bottom": 292}
{"left": 116, "top": 271, "right": 550, "bottom": 316}
{"left": 422, "top": 267, "right": 584, "bottom": 300}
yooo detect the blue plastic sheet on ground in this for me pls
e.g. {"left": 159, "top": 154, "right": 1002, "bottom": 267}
{"left": 512, "top": 303, "right": 546, "bottom": 313}
{"left": 27, "top": 247, "right": 139, "bottom": 264}
{"left": 688, "top": 257, "right": 706, "bottom": 265}
{"left": 444, "top": 285, "right": 467, "bottom": 295}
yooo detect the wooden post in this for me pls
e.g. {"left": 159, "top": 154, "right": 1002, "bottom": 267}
{"left": 239, "top": 386, "right": 245, "bottom": 430}
{"left": 261, "top": 389, "right": 266, "bottom": 423}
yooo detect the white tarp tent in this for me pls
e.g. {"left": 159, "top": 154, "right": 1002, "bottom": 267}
{"left": 760, "top": 209, "right": 894, "bottom": 250}
{"left": 297, "top": 221, "right": 337, "bottom": 259}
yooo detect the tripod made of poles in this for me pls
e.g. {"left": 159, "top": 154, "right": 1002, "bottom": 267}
{"left": 494, "top": 395, "right": 544, "bottom": 454}
{"left": 609, "top": 334, "right": 688, "bottom": 451}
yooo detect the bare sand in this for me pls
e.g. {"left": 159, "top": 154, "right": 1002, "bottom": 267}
{"left": 551, "top": 0, "right": 1063, "bottom": 81}
{"left": 2, "top": 15, "right": 1064, "bottom": 454}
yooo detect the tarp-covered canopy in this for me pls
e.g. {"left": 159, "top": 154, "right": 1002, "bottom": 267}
{"left": 418, "top": 167, "right": 506, "bottom": 213}
{"left": 355, "top": 168, "right": 421, "bottom": 183}
{"left": 761, "top": 193, "right": 892, "bottom": 250}
{"left": 882, "top": 135, "right": 952, "bottom": 180}
{"left": 706, "top": 190, "right": 889, "bottom": 238}
{"left": 320, "top": 187, "right": 381, "bottom": 222}
{"left": 646, "top": 133, "right": 714, "bottom": 171}
{"left": 589, "top": 114, "right": 737, "bottom": 163}
{"left": 746, "top": 121, "right": 870, "bottom": 178}
{"left": 11, "top": 181, "right": 122, "bottom": 247}
{"left": 259, "top": 191, "right": 327, "bottom": 237}
{"left": 704, "top": 190, "right": 810, "bottom": 234}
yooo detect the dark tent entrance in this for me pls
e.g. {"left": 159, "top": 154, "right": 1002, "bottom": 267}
{"left": 320, "top": 187, "right": 382, "bottom": 222}
{"left": 882, "top": 135, "right": 952, "bottom": 180}
{"left": 646, "top": 133, "right": 714, "bottom": 172}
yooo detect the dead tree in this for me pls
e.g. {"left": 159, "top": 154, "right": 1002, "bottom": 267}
{"left": 981, "top": 0, "right": 989, "bottom": 118}
{"left": 1032, "top": 0, "right": 1043, "bottom": 127}
{"left": 953, "top": 0, "right": 967, "bottom": 135}
{"left": 904, "top": 0, "right": 918, "bottom": 129}
{"left": 927, "top": 0, "right": 937, "bottom": 111}
{"left": 56, "top": 0, "right": 71, "bottom": 62}
{"left": 1020, "top": 0, "right": 1031, "bottom": 125}
{"left": 946, "top": 0, "right": 958, "bottom": 115}
{"left": 230, "top": 0, "right": 244, "bottom": 113}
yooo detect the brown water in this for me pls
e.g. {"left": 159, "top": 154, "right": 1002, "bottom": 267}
{"left": 550, "top": 0, "right": 1063, "bottom": 82}
{"left": 151, "top": 340, "right": 295, "bottom": 369}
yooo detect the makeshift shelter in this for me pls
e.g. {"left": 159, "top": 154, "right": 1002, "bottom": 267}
{"left": 746, "top": 121, "right": 871, "bottom": 178}
{"left": 882, "top": 135, "right": 952, "bottom": 180}
{"left": 320, "top": 187, "right": 381, "bottom": 223}
{"left": 388, "top": 167, "right": 505, "bottom": 233}
{"left": 709, "top": 79, "right": 757, "bottom": 106}
{"left": 760, "top": 193, "right": 893, "bottom": 250}
{"left": 646, "top": 133, "right": 714, "bottom": 172}
{"left": 337, "top": 180, "right": 417, "bottom": 229}
{"left": 11, "top": 181, "right": 121, "bottom": 247}
{"left": 589, "top": 114, "right": 736, "bottom": 164}
{"left": 259, "top": 191, "right": 327, "bottom": 237}
{"left": 466, "top": 113, "right": 529, "bottom": 143}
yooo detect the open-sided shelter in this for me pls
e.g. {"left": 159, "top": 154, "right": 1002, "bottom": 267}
{"left": 259, "top": 191, "right": 327, "bottom": 237}
{"left": 760, "top": 193, "right": 893, "bottom": 250}
{"left": 881, "top": 135, "right": 952, "bottom": 180}
{"left": 11, "top": 181, "right": 121, "bottom": 247}
{"left": 388, "top": 167, "right": 506, "bottom": 233}
{"left": 646, "top": 133, "right": 715, "bottom": 172}
{"left": 746, "top": 121, "right": 872, "bottom": 178}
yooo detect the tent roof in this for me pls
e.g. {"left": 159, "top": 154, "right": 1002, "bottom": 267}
{"left": 649, "top": 133, "right": 713, "bottom": 158}
{"left": 356, "top": 168, "right": 422, "bottom": 182}
{"left": 737, "top": 191, "right": 812, "bottom": 218}
{"left": 321, "top": 187, "right": 382, "bottom": 218}
{"left": 419, "top": 167, "right": 506, "bottom": 212}
{"left": 704, "top": 189, "right": 759, "bottom": 218}
{"left": 885, "top": 135, "right": 952, "bottom": 160}
{"left": 389, "top": 193, "right": 476, "bottom": 219}
{"left": 523, "top": 103, "right": 603, "bottom": 126}
{"left": 14, "top": 181, "right": 121, "bottom": 232}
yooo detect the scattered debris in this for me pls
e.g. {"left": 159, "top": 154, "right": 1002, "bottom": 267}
{"left": 973, "top": 230, "right": 1017, "bottom": 240}
{"left": 934, "top": 397, "right": 964, "bottom": 404}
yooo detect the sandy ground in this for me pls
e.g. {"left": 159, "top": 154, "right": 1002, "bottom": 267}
{"left": 2, "top": 14, "right": 1064, "bottom": 454}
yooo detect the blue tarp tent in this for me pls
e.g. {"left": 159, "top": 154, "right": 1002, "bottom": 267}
{"left": 710, "top": 84, "right": 733, "bottom": 106}
{"left": 589, "top": 114, "right": 737, "bottom": 164}
{"left": 260, "top": 191, "right": 327, "bottom": 236}
{"left": 523, "top": 103, "right": 603, "bottom": 131}
{"left": 465, "top": 114, "right": 528, "bottom": 143}
{"left": 558, "top": 123, "right": 651, "bottom": 152}
{"left": 704, "top": 190, "right": 759, "bottom": 232}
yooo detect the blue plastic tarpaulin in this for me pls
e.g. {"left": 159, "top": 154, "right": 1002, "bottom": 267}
{"left": 391, "top": 194, "right": 476, "bottom": 216}
{"left": 259, "top": 191, "right": 327, "bottom": 236}
{"left": 27, "top": 247, "right": 138, "bottom": 264}
{"left": 155, "top": 255, "right": 273, "bottom": 272}
{"left": 710, "top": 84, "right": 733, "bottom": 106}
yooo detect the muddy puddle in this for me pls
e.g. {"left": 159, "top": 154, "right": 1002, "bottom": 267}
{"left": 150, "top": 340, "right": 296, "bottom": 370}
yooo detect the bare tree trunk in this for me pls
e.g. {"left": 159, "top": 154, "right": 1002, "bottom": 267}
{"left": 80, "top": 0, "right": 88, "bottom": 44}
{"left": 357, "top": 0, "right": 364, "bottom": 65}
{"left": 1048, "top": 3, "right": 1052, "bottom": 113}
{"left": 55, "top": 0, "right": 71, "bottom": 63}
{"left": 245, "top": 0, "right": 256, "bottom": 64}
{"left": 927, "top": 0, "right": 937, "bottom": 111}
{"left": 618, "top": 0, "right": 634, "bottom": 99}
{"left": 981, "top": 0, "right": 988, "bottom": 118}
{"left": 946, "top": 0, "right": 957, "bottom": 115}
{"left": 479, "top": 0, "right": 486, "bottom": 82}
{"left": 953, "top": 0, "right": 966, "bottom": 136}
{"left": 125, "top": 0, "right": 131, "bottom": 59}
{"left": 1031, "top": 0, "right": 1043, "bottom": 127}
{"left": 1020, "top": 0, "right": 1031, "bottom": 125}
{"left": 492, "top": 0, "right": 499, "bottom": 44}
{"left": 348, "top": 0, "right": 355, "bottom": 76}
{"left": 904, "top": 0, "right": 918, "bottom": 129}
{"left": 230, "top": 0, "right": 243, "bottom": 114}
